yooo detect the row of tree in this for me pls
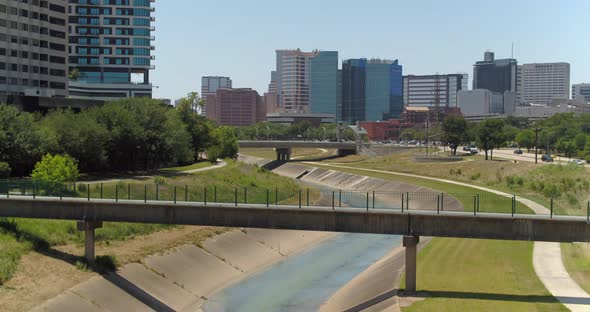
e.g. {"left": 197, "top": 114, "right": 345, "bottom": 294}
{"left": 0, "top": 94, "right": 238, "bottom": 177}
{"left": 440, "top": 113, "right": 590, "bottom": 161}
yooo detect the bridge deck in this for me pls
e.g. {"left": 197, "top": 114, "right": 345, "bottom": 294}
{"left": 1, "top": 196, "right": 589, "bottom": 243}
{"left": 238, "top": 140, "right": 357, "bottom": 149}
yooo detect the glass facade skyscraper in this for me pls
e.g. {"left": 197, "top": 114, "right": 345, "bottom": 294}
{"left": 473, "top": 51, "right": 517, "bottom": 94}
{"left": 341, "top": 58, "right": 403, "bottom": 123}
{"left": 68, "top": 0, "right": 155, "bottom": 100}
{"left": 310, "top": 51, "right": 338, "bottom": 116}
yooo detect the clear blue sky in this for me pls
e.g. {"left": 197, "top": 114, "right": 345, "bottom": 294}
{"left": 152, "top": 0, "right": 590, "bottom": 100}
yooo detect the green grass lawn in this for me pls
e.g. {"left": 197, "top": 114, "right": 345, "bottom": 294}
{"left": 306, "top": 163, "right": 564, "bottom": 311}
{"left": 0, "top": 160, "right": 305, "bottom": 284}
{"left": 562, "top": 242, "right": 590, "bottom": 295}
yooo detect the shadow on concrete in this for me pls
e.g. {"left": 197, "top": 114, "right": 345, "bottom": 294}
{"left": 103, "top": 272, "right": 176, "bottom": 312}
{"left": 399, "top": 290, "right": 577, "bottom": 304}
{"left": 343, "top": 289, "right": 398, "bottom": 312}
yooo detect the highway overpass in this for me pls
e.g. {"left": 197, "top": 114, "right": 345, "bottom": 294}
{"left": 2, "top": 195, "right": 590, "bottom": 292}
{"left": 238, "top": 140, "right": 358, "bottom": 160}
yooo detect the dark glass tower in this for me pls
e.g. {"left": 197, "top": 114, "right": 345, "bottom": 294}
{"left": 473, "top": 51, "right": 517, "bottom": 93}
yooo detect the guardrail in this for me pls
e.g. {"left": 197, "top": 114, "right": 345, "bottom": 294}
{"left": 1, "top": 180, "right": 587, "bottom": 220}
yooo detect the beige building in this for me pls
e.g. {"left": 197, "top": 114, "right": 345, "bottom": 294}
{"left": 0, "top": 0, "right": 69, "bottom": 105}
{"left": 517, "top": 63, "right": 570, "bottom": 105}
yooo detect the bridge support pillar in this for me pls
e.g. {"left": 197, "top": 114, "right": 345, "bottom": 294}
{"left": 276, "top": 148, "right": 292, "bottom": 161}
{"left": 77, "top": 221, "right": 103, "bottom": 263}
{"left": 403, "top": 235, "right": 420, "bottom": 293}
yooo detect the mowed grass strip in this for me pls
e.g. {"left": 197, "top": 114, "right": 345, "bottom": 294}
{"left": 562, "top": 242, "right": 590, "bottom": 295}
{"left": 403, "top": 238, "right": 565, "bottom": 312}
{"left": 307, "top": 163, "right": 564, "bottom": 311}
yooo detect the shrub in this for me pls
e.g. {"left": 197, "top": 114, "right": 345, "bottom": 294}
{"left": 31, "top": 154, "right": 79, "bottom": 183}
{"left": 0, "top": 162, "right": 11, "bottom": 178}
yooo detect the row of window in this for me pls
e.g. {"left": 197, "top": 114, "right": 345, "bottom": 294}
{"left": 71, "top": 0, "right": 151, "bottom": 7}
{"left": 0, "top": 4, "right": 66, "bottom": 27}
{"left": 4, "top": 0, "right": 66, "bottom": 14}
{"left": 70, "top": 57, "right": 149, "bottom": 65}
{"left": 72, "top": 26, "right": 151, "bottom": 36}
{"left": 0, "top": 18, "right": 67, "bottom": 40}
{"left": 75, "top": 47, "right": 149, "bottom": 56}
{"left": 0, "top": 62, "right": 65, "bottom": 78}
{"left": 0, "top": 47, "right": 66, "bottom": 65}
{"left": 0, "top": 76, "right": 66, "bottom": 90}
{"left": 73, "top": 17, "right": 150, "bottom": 26}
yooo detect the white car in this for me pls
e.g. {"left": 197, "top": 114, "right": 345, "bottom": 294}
{"left": 469, "top": 148, "right": 479, "bottom": 154}
{"left": 571, "top": 159, "right": 587, "bottom": 165}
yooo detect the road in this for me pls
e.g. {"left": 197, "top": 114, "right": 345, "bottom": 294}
{"left": 492, "top": 149, "right": 588, "bottom": 167}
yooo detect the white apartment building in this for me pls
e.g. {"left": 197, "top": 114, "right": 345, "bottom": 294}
{"left": 403, "top": 74, "right": 468, "bottom": 108}
{"left": 517, "top": 63, "right": 570, "bottom": 105}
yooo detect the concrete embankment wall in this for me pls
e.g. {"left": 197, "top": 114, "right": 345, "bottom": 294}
{"left": 239, "top": 155, "right": 462, "bottom": 211}
{"left": 35, "top": 228, "right": 335, "bottom": 312}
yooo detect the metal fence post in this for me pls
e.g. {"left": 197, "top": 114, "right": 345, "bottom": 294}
{"left": 477, "top": 194, "right": 480, "bottom": 212}
{"left": 473, "top": 195, "right": 477, "bottom": 215}
{"left": 401, "top": 192, "right": 404, "bottom": 212}
{"left": 144, "top": 185, "right": 147, "bottom": 203}
{"left": 115, "top": 184, "right": 118, "bottom": 202}
{"left": 587, "top": 201, "right": 589, "bottom": 223}
{"left": 306, "top": 188, "right": 310, "bottom": 206}
{"left": 441, "top": 193, "right": 444, "bottom": 211}
{"left": 87, "top": 184, "right": 90, "bottom": 201}
{"left": 512, "top": 195, "right": 516, "bottom": 216}
{"left": 332, "top": 191, "right": 335, "bottom": 210}
{"left": 5, "top": 181, "right": 8, "bottom": 198}
{"left": 59, "top": 184, "right": 62, "bottom": 200}
{"left": 100, "top": 183, "right": 103, "bottom": 199}
{"left": 299, "top": 190, "right": 302, "bottom": 208}
{"left": 33, "top": 181, "right": 36, "bottom": 199}
{"left": 244, "top": 187, "right": 247, "bottom": 204}
{"left": 366, "top": 192, "right": 369, "bottom": 211}
{"left": 372, "top": 191, "right": 375, "bottom": 209}
{"left": 204, "top": 186, "right": 207, "bottom": 205}
{"left": 214, "top": 186, "right": 217, "bottom": 202}
{"left": 339, "top": 189, "right": 342, "bottom": 208}
{"left": 235, "top": 188, "right": 238, "bottom": 206}
{"left": 156, "top": 184, "right": 159, "bottom": 201}
{"left": 266, "top": 188, "right": 269, "bottom": 207}
{"left": 550, "top": 197, "right": 554, "bottom": 218}
{"left": 437, "top": 194, "right": 440, "bottom": 214}
{"left": 128, "top": 183, "right": 131, "bottom": 200}
{"left": 275, "top": 188, "right": 278, "bottom": 205}
{"left": 174, "top": 186, "right": 177, "bottom": 204}
{"left": 406, "top": 192, "right": 409, "bottom": 211}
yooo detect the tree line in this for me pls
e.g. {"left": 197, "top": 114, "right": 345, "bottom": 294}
{"left": 235, "top": 121, "right": 357, "bottom": 142}
{"left": 440, "top": 113, "right": 590, "bottom": 161}
{"left": 0, "top": 94, "right": 238, "bottom": 178}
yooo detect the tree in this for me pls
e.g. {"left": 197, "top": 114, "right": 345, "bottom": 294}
{"left": 575, "top": 133, "right": 587, "bottom": 151}
{"left": 515, "top": 129, "right": 535, "bottom": 151}
{"left": 556, "top": 139, "right": 576, "bottom": 159}
{"left": 0, "top": 162, "right": 10, "bottom": 179}
{"left": 31, "top": 154, "right": 79, "bottom": 183}
{"left": 442, "top": 115, "right": 467, "bottom": 155}
{"left": 176, "top": 93, "right": 214, "bottom": 160}
{"left": 476, "top": 119, "right": 505, "bottom": 160}
{"left": 68, "top": 69, "right": 81, "bottom": 81}
{"left": 207, "top": 126, "right": 238, "bottom": 162}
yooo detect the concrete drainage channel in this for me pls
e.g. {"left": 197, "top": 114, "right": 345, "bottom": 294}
{"left": 35, "top": 155, "right": 463, "bottom": 312}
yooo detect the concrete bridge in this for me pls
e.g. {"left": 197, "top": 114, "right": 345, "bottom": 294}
{"left": 2, "top": 195, "right": 590, "bottom": 292}
{"left": 238, "top": 140, "right": 358, "bottom": 160}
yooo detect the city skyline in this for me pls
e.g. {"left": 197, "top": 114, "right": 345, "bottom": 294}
{"left": 152, "top": 0, "right": 590, "bottom": 101}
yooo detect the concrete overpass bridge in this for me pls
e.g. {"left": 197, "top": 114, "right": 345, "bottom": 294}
{"left": 2, "top": 195, "right": 590, "bottom": 292}
{"left": 238, "top": 140, "right": 358, "bottom": 160}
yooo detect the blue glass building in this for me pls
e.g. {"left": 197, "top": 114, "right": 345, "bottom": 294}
{"left": 310, "top": 51, "right": 339, "bottom": 116}
{"left": 341, "top": 59, "right": 403, "bottom": 123}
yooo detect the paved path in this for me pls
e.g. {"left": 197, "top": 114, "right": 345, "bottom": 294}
{"left": 308, "top": 162, "right": 590, "bottom": 311}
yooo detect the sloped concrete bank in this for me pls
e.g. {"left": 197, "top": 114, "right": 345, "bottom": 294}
{"left": 238, "top": 155, "right": 463, "bottom": 311}
{"left": 34, "top": 229, "right": 335, "bottom": 311}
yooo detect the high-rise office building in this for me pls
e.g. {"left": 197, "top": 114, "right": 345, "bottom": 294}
{"left": 0, "top": 0, "right": 69, "bottom": 106}
{"left": 206, "top": 88, "right": 264, "bottom": 127}
{"left": 403, "top": 74, "right": 468, "bottom": 108}
{"left": 310, "top": 51, "right": 338, "bottom": 116}
{"left": 201, "top": 76, "right": 232, "bottom": 116}
{"left": 517, "top": 63, "right": 570, "bottom": 104}
{"left": 473, "top": 51, "right": 517, "bottom": 94}
{"left": 341, "top": 58, "right": 403, "bottom": 123}
{"left": 275, "top": 49, "right": 316, "bottom": 113}
{"left": 67, "top": 0, "right": 155, "bottom": 100}
{"left": 458, "top": 89, "right": 516, "bottom": 116}
{"left": 573, "top": 84, "right": 590, "bottom": 103}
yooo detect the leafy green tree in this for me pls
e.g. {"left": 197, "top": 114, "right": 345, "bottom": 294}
{"left": 442, "top": 115, "right": 467, "bottom": 155}
{"left": 575, "top": 133, "right": 587, "bottom": 151}
{"left": 515, "top": 129, "right": 535, "bottom": 151}
{"left": 0, "top": 162, "right": 11, "bottom": 178}
{"left": 476, "top": 119, "right": 505, "bottom": 160}
{"left": 207, "top": 126, "right": 238, "bottom": 162}
{"left": 176, "top": 93, "right": 213, "bottom": 160}
{"left": 556, "top": 139, "right": 576, "bottom": 159}
{"left": 68, "top": 69, "right": 81, "bottom": 81}
{"left": 40, "top": 109, "right": 109, "bottom": 172}
{"left": 0, "top": 104, "right": 45, "bottom": 176}
{"left": 31, "top": 154, "right": 79, "bottom": 183}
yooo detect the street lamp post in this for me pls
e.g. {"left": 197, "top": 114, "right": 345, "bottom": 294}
{"left": 535, "top": 128, "right": 540, "bottom": 164}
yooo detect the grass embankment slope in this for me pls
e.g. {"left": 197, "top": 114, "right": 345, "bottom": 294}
{"left": 309, "top": 159, "right": 565, "bottom": 311}
{"left": 0, "top": 160, "right": 301, "bottom": 285}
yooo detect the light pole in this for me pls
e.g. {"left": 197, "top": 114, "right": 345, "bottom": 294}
{"left": 535, "top": 128, "right": 540, "bottom": 164}
{"left": 265, "top": 125, "right": 270, "bottom": 141}
{"left": 322, "top": 126, "right": 326, "bottom": 141}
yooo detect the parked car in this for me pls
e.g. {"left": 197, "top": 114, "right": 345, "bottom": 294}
{"left": 514, "top": 149, "right": 523, "bottom": 155}
{"left": 469, "top": 148, "right": 479, "bottom": 155}
{"left": 541, "top": 154, "right": 553, "bottom": 162}
{"left": 570, "top": 159, "right": 587, "bottom": 165}
{"left": 463, "top": 146, "right": 471, "bottom": 151}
